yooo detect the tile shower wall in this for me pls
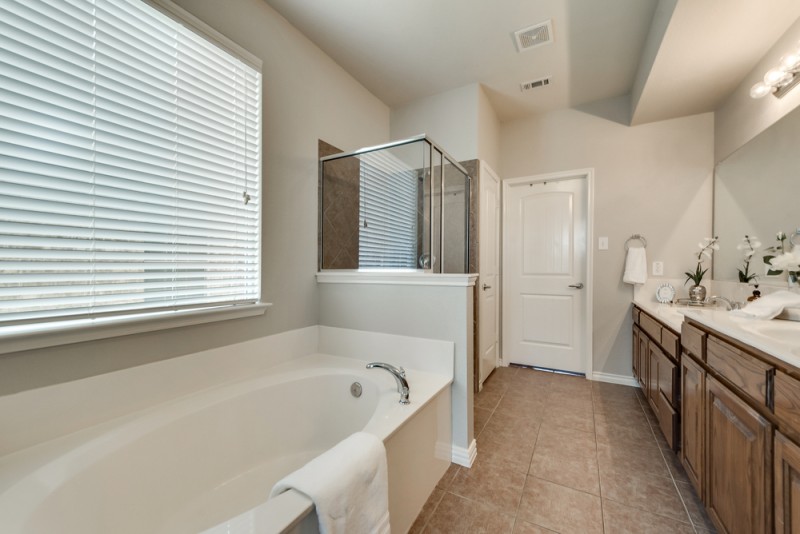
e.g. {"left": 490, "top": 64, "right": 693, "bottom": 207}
{"left": 319, "top": 140, "right": 359, "bottom": 269}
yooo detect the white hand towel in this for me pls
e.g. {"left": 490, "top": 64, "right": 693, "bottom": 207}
{"left": 270, "top": 432, "right": 390, "bottom": 534}
{"left": 623, "top": 247, "right": 648, "bottom": 285}
{"left": 730, "top": 290, "right": 800, "bottom": 320}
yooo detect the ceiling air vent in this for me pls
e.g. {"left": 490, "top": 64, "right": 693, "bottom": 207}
{"left": 520, "top": 76, "right": 552, "bottom": 93}
{"left": 513, "top": 20, "right": 553, "bottom": 52}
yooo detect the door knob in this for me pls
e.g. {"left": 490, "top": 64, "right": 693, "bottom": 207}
{"left": 568, "top": 283, "right": 584, "bottom": 289}
{"left": 482, "top": 283, "right": 492, "bottom": 290}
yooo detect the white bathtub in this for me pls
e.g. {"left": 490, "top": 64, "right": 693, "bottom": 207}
{"left": 0, "top": 352, "right": 453, "bottom": 534}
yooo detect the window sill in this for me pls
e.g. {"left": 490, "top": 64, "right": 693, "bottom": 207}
{"left": 0, "top": 303, "right": 272, "bottom": 356}
{"left": 316, "top": 270, "right": 478, "bottom": 287}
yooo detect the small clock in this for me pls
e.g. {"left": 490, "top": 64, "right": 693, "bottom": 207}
{"left": 656, "top": 283, "right": 676, "bottom": 304}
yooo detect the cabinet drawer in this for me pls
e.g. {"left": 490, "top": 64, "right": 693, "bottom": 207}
{"left": 632, "top": 306, "right": 640, "bottom": 325}
{"left": 657, "top": 390, "right": 678, "bottom": 450}
{"left": 681, "top": 322, "right": 706, "bottom": 360}
{"left": 707, "top": 336, "right": 771, "bottom": 407}
{"left": 661, "top": 328, "right": 679, "bottom": 359}
{"left": 775, "top": 371, "right": 800, "bottom": 434}
{"left": 640, "top": 313, "right": 662, "bottom": 344}
{"left": 657, "top": 347, "right": 678, "bottom": 405}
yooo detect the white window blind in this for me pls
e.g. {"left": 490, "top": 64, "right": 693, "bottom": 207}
{"left": 0, "top": 0, "right": 262, "bottom": 330}
{"left": 358, "top": 151, "right": 418, "bottom": 268}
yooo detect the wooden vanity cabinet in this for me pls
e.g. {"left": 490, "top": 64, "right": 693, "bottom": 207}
{"left": 680, "top": 354, "right": 705, "bottom": 495}
{"left": 775, "top": 431, "right": 800, "bottom": 534}
{"left": 631, "top": 306, "right": 680, "bottom": 450}
{"left": 705, "top": 375, "right": 772, "bottom": 534}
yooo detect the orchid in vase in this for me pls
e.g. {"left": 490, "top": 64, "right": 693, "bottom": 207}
{"left": 764, "top": 231, "right": 800, "bottom": 288}
{"left": 685, "top": 236, "right": 719, "bottom": 303}
{"left": 736, "top": 235, "right": 761, "bottom": 283}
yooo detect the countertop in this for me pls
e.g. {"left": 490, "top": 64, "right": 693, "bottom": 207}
{"left": 633, "top": 296, "right": 800, "bottom": 369}
{"left": 681, "top": 307, "right": 800, "bottom": 369}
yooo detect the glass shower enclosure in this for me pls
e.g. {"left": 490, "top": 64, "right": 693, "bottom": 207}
{"left": 319, "top": 135, "right": 470, "bottom": 273}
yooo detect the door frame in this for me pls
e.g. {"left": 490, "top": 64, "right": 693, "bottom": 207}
{"left": 477, "top": 161, "right": 501, "bottom": 388}
{"left": 500, "top": 168, "right": 595, "bottom": 378}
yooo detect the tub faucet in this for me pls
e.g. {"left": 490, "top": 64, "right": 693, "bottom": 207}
{"left": 706, "top": 296, "right": 740, "bottom": 311}
{"left": 366, "top": 362, "right": 410, "bottom": 404}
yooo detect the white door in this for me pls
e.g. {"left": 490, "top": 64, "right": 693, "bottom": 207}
{"left": 502, "top": 172, "right": 589, "bottom": 374}
{"left": 478, "top": 162, "right": 500, "bottom": 387}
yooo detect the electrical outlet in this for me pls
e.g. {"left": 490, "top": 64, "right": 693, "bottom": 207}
{"left": 598, "top": 237, "right": 608, "bottom": 250}
{"left": 652, "top": 261, "right": 664, "bottom": 276}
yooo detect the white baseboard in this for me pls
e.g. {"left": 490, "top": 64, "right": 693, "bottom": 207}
{"left": 590, "top": 372, "right": 638, "bottom": 387}
{"left": 451, "top": 439, "right": 477, "bottom": 467}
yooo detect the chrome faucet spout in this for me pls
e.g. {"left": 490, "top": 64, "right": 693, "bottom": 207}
{"left": 706, "top": 295, "right": 740, "bottom": 311}
{"left": 366, "top": 362, "right": 410, "bottom": 404}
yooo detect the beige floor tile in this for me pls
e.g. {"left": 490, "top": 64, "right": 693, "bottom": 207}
{"left": 494, "top": 395, "right": 545, "bottom": 420}
{"left": 481, "top": 412, "right": 541, "bottom": 446}
{"left": 529, "top": 448, "right": 600, "bottom": 495}
{"left": 424, "top": 492, "right": 515, "bottom": 533}
{"left": 677, "top": 480, "right": 717, "bottom": 530}
{"left": 593, "top": 410, "right": 649, "bottom": 430}
{"left": 475, "top": 389, "right": 503, "bottom": 411}
{"left": 533, "top": 421, "right": 596, "bottom": 456}
{"left": 477, "top": 433, "right": 534, "bottom": 474}
{"left": 541, "top": 404, "right": 595, "bottom": 433}
{"left": 596, "top": 440, "right": 670, "bottom": 479}
{"left": 448, "top": 456, "right": 527, "bottom": 514}
{"left": 662, "top": 448, "right": 691, "bottom": 484}
{"left": 474, "top": 406, "right": 493, "bottom": 436}
{"left": 436, "top": 463, "right": 460, "bottom": 490}
{"left": 517, "top": 477, "right": 603, "bottom": 534}
{"left": 595, "top": 419, "right": 655, "bottom": 448}
{"left": 512, "top": 519, "right": 557, "bottom": 533}
{"left": 600, "top": 469, "right": 691, "bottom": 523}
{"left": 592, "top": 381, "right": 639, "bottom": 398}
{"left": 408, "top": 488, "right": 445, "bottom": 533}
{"left": 602, "top": 498, "right": 695, "bottom": 533}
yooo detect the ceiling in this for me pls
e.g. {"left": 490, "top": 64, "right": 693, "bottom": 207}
{"left": 264, "top": 0, "right": 800, "bottom": 125}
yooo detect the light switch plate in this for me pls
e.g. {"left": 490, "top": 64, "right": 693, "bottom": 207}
{"left": 598, "top": 237, "right": 608, "bottom": 250}
{"left": 652, "top": 261, "right": 664, "bottom": 276}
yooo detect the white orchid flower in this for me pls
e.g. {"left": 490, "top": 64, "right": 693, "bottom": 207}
{"left": 769, "top": 251, "right": 800, "bottom": 271}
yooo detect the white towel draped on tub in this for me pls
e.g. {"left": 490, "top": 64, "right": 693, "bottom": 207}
{"left": 270, "top": 432, "right": 390, "bottom": 534}
{"left": 623, "top": 247, "right": 648, "bottom": 285}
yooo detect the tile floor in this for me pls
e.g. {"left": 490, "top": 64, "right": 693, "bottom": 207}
{"left": 410, "top": 365, "right": 718, "bottom": 533}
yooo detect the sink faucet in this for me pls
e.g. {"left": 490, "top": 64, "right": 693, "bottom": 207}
{"left": 706, "top": 296, "right": 741, "bottom": 311}
{"left": 366, "top": 362, "right": 410, "bottom": 404}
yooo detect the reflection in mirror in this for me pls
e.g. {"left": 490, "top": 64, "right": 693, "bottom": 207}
{"left": 713, "top": 104, "right": 800, "bottom": 284}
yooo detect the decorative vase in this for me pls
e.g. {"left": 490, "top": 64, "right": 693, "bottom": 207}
{"left": 688, "top": 284, "right": 707, "bottom": 305}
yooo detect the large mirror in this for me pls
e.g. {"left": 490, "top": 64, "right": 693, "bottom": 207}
{"left": 713, "top": 104, "right": 800, "bottom": 284}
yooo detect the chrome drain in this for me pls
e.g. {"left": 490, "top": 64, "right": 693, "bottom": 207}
{"left": 350, "top": 382, "right": 362, "bottom": 398}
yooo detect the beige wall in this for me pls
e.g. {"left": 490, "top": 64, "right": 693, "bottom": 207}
{"left": 500, "top": 106, "right": 714, "bottom": 377}
{"left": 477, "top": 85, "right": 501, "bottom": 171}
{"left": 0, "top": 0, "right": 390, "bottom": 395}
{"left": 715, "top": 16, "right": 800, "bottom": 162}
{"left": 390, "top": 84, "right": 479, "bottom": 162}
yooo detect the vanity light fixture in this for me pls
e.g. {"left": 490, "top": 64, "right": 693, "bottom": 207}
{"left": 750, "top": 43, "right": 800, "bottom": 99}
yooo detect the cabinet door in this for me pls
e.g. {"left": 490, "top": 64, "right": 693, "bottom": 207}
{"left": 681, "top": 355, "right": 705, "bottom": 497}
{"left": 775, "top": 432, "right": 800, "bottom": 534}
{"left": 706, "top": 376, "right": 772, "bottom": 534}
{"left": 648, "top": 343, "right": 660, "bottom": 415}
{"left": 632, "top": 325, "right": 640, "bottom": 381}
{"left": 638, "top": 333, "right": 648, "bottom": 392}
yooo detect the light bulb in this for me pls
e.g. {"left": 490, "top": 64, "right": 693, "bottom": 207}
{"left": 750, "top": 81, "right": 772, "bottom": 99}
{"left": 780, "top": 50, "right": 800, "bottom": 72}
{"left": 764, "top": 68, "right": 792, "bottom": 87}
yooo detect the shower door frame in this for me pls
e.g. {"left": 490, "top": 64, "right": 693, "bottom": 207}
{"left": 318, "top": 134, "right": 471, "bottom": 273}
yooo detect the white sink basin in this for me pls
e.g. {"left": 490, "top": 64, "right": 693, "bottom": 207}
{"left": 739, "top": 321, "right": 800, "bottom": 346}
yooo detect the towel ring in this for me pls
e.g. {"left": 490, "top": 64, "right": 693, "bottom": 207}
{"left": 625, "top": 234, "right": 647, "bottom": 250}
